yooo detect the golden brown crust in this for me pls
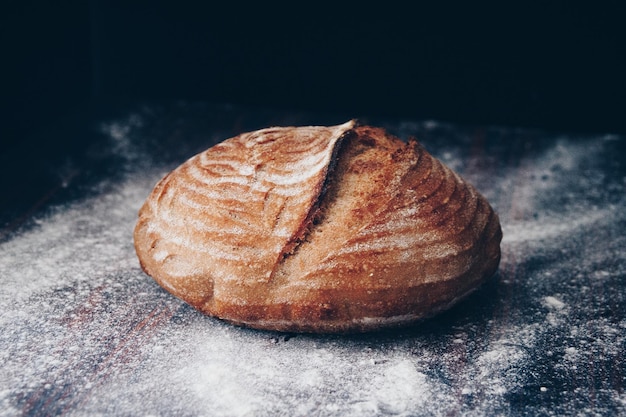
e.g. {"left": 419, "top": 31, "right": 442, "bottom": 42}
{"left": 134, "top": 121, "right": 502, "bottom": 333}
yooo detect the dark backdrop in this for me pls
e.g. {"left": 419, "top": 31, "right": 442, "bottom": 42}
{"left": 2, "top": 0, "right": 625, "bottom": 151}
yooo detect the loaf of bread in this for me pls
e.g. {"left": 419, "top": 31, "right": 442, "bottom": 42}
{"left": 134, "top": 120, "right": 502, "bottom": 333}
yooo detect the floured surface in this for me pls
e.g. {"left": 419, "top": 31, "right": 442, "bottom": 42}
{"left": 1, "top": 103, "right": 625, "bottom": 416}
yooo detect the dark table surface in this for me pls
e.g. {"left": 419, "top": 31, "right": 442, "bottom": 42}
{"left": 1, "top": 101, "right": 625, "bottom": 416}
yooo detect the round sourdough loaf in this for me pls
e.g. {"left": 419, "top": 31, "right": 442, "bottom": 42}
{"left": 134, "top": 120, "right": 502, "bottom": 333}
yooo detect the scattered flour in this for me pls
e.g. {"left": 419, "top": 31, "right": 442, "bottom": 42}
{"left": 1, "top": 110, "right": 625, "bottom": 416}
{"left": 544, "top": 296, "right": 566, "bottom": 310}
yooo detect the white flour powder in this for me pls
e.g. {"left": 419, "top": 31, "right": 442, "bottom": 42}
{"left": 1, "top": 111, "right": 624, "bottom": 416}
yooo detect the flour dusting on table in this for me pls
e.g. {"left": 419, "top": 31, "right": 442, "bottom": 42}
{"left": 1, "top": 109, "right": 625, "bottom": 416}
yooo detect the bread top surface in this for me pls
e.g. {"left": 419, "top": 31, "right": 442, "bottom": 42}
{"left": 134, "top": 121, "right": 502, "bottom": 332}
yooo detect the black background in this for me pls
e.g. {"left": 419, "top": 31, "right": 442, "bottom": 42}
{"left": 2, "top": 1, "right": 625, "bottom": 157}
